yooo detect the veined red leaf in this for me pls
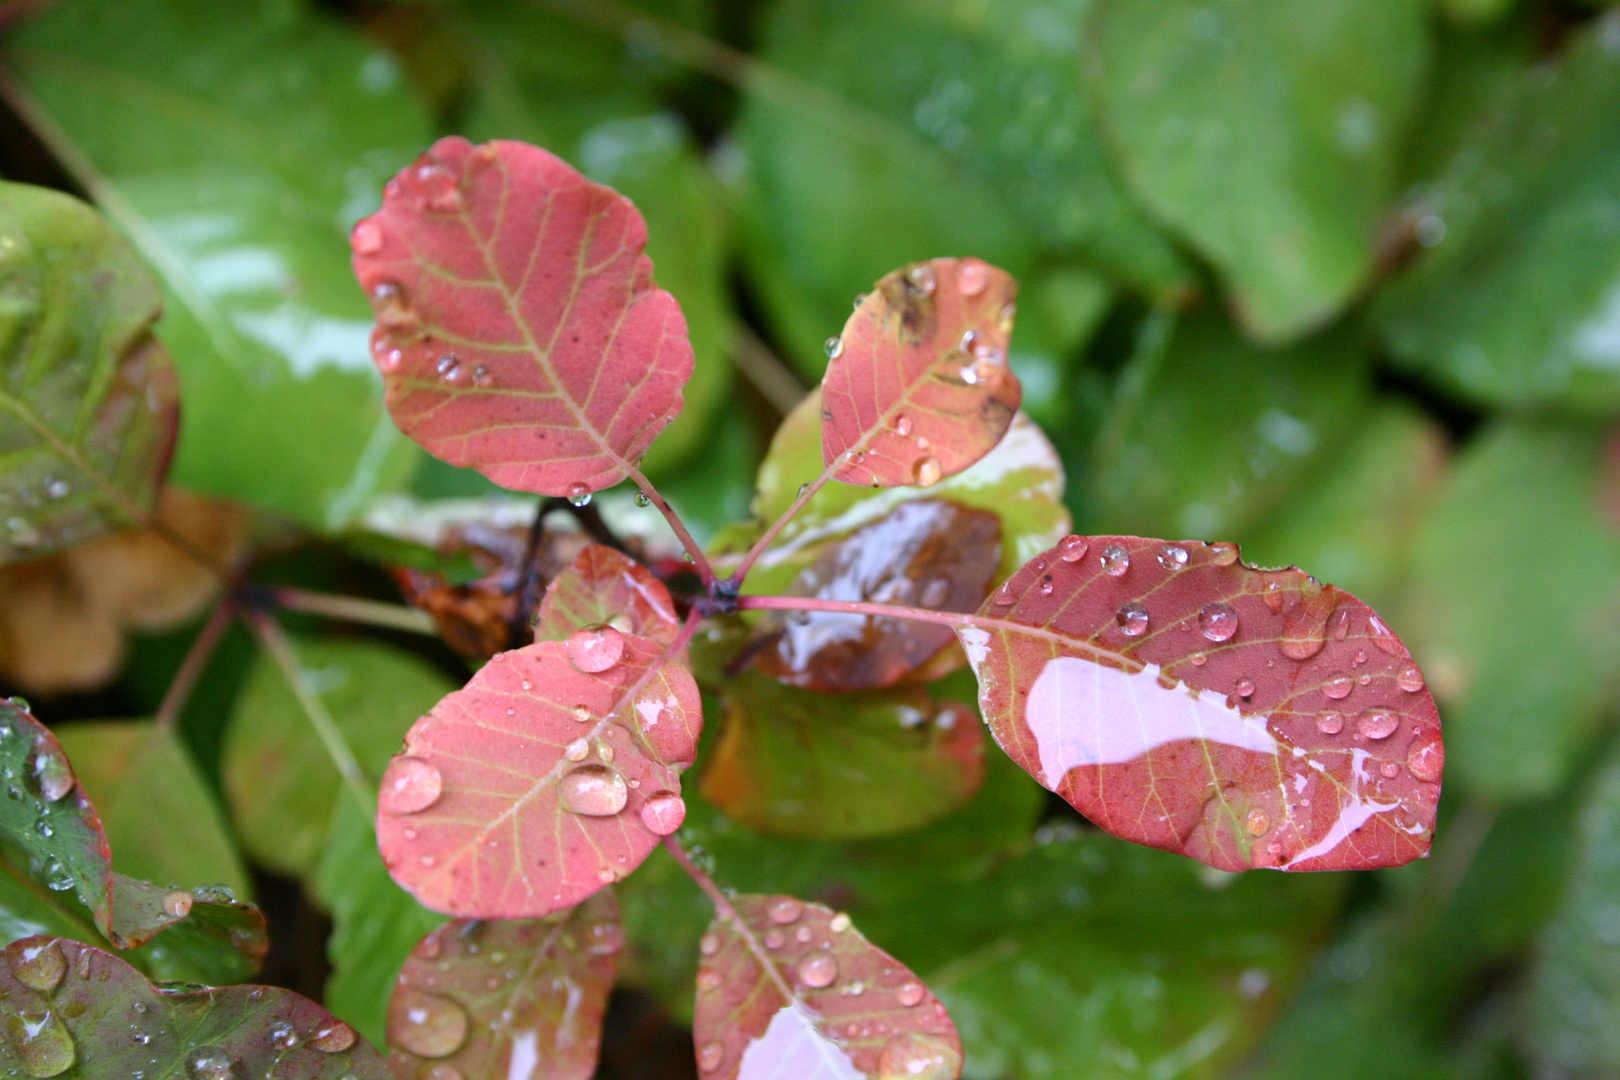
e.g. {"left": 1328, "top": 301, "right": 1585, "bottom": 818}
{"left": 534, "top": 543, "right": 681, "bottom": 647}
{"left": 693, "top": 895, "right": 961, "bottom": 1080}
{"left": 351, "top": 137, "right": 693, "bottom": 496}
{"left": 959, "top": 536, "right": 1443, "bottom": 872}
{"left": 376, "top": 635, "right": 701, "bottom": 918}
{"left": 821, "top": 258, "right": 1019, "bottom": 489}
{"left": 386, "top": 891, "right": 619, "bottom": 1080}
{"left": 0, "top": 936, "right": 385, "bottom": 1079}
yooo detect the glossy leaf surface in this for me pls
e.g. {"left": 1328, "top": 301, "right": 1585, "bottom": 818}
{"left": 352, "top": 136, "right": 693, "bottom": 496}
{"left": 386, "top": 891, "right": 619, "bottom": 1080}
{"left": 377, "top": 636, "right": 701, "bottom": 917}
{"left": 0, "top": 181, "right": 178, "bottom": 565}
{"left": 0, "top": 935, "right": 386, "bottom": 1079}
{"left": 702, "top": 673, "right": 983, "bottom": 840}
{"left": 534, "top": 543, "right": 681, "bottom": 647}
{"left": 821, "top": 258, "right": 1018, "bottom": 489}
{"left": 693, "top": 895, "right": 961, "bottom": 1080}
{"left": 9, "top": 0, "right": 430, "bottom": 529}
{"left": 960, "top": 536, "right": 1442, "bottom": 871}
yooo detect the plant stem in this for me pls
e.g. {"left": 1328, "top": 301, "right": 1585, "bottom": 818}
{"left": 626, "top": 465, "right": 715, "bottom": 588}
{"left": 661, "top": 835, "right": 799, "bottom": 1005}
{"left": 271, "top": 586, "right": 437, "bottom": 635}
{"left": 731, "top": 323, "right": 807, "bottom": 416}
{"left": 736, "top": 593, "right": 975, "bottom": 631}
{"left": 153, "top": 600, "right": 235, "bottom": 734}
{"left": 242, "top": 609, "right": 374, "bottom": 817}
{"left": 727, "top": 464, "right": 836, "bottom": 588}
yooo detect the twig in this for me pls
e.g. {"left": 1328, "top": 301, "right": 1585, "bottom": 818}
{"left": 271, "top": 586, "right": 438, "bottom": 636}
{"left": 627, "top": 465, "right": 715, "bottom": 588}
{"left": 153, "top": 600, "right": 235, "bottom": 733}
{"left": 661, "top": 835, "right": 799, "bottom": 1005}
{"left": 731, "top": 324, "right": 807, "bottom": 416}
{"left": 727, "top": 462, "right": 836, "bottom": 588}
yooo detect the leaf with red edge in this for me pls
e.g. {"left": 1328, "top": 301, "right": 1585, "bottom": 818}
{"left": 386, "top": 890, "right": 619, "bottom": 1080}
{"left": 959, "top": 535, "right": 1443, "bottom": 872}
{"left": 694, "top": 895, "right": 961, "bottom": 1080}
{"left": 751, "top": 499, "right": 1000, "bottom": 692}
{"left": 376, "top": 634, "right": 700, "bottom": 918}
{"left": 821, "top": 258, "right": 1019, "bottom": 489}
{"left": 534, "top": 543, "right": 681, "bottom": 647}
{"left": 351, "top": 137, "right": 693, "bottom": 496}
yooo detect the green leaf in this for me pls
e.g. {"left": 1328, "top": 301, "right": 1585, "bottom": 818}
{"left": 714, "top": 389, "right": 1069, "bottom": 594}
{"left": 1376, "top": 12, "right": 1620, "bottom": 412}
{"left": 1086, "top": 309, "right": 1371, "bottom": 541}
{"left": 7, "top": 0, "right": 435, "bottom": 529}
{"left": 700, "top": 671, "right": 984, "bottom": 839}
{"left": 0, "top": 181, "right": 178, "bottom": 566}
{"left": 222, "top": 636, "right": 456, "bottom": 880}
{"left": 1402, "top": 423, "right": 1620, "bottom": 801}
{"left": 737, "top": 0, "right": 1186, "bottom": 376}
{"left": 54, "top": 721, "right": 249, "bottom": 901}
{"left": 1091, "top": 0, "right": 1429, "bottom": 341}
{"left": 316, "top": 797, "right": 445, "bottom": 1049}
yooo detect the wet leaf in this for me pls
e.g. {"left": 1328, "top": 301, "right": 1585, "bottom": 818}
{"left": 1377, "top": 12, "right": 1620, "bottom": 412}
{"left": 701, "top": 672, "right": 983, "bottom": 840}
{"left": 9, "top": 0, "right": 432, "bottom": 528}
{"left": 106, "top": 874, "right": 266, "bottom": 986}
{"left": 223, "top": 636, "right": 457, "bottom": 880}
{"left": 693, "top": 895, "right": 962, "bottom": 1080}
{"left": 0, "top": 935, "right": 387, "bottom": 1079}
{"left": 960, "top": 535, "right": 1442, "bottom": 871}
{"left": 821, "top": 258, "right": 1019, "bottom": 489}
{"left": 534, "top": 543, "right": 681, "bottom": 647}
{"left": 376, "top": 635, "right": 701, "bottom": 918}
{"left": 351, "top": 136, "right": 693, "bottom": 497}
{"left": 386, "top": 891, "right": 619, "bottom": 1080}
{"left": 0, "top": 181, "right": 178, "bottom": 565}
{"left": 1092, "top": 0, "right": 1429, "bottom": 340}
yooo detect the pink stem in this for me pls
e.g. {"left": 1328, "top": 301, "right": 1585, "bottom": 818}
{"left": 661, "top": 835, "right": 799, "bottom": 1005}
{"left": 627, "top": 466, "right": 715, "bottom": 588}
{"left": 736, "top": 593, "right": 976, "bottom": 631}
{"left": 154, "top": 600, "right": 235, "bottom": 733}
{"left": 727, "top": 465, "right": 836, "bottom": 587}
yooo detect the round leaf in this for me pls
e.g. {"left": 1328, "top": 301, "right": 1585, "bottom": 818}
{"left": 534, "top": 543, "right": 681, "bottom": 647}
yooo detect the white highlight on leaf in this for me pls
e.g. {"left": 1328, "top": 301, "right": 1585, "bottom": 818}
{"left": 959, "top": 627, "right": 990, "bottom": 668}
{"left": 1284, "top": 749, "right": 1398, "bottom": 868}
{"left": 736, "top": 1004, "right": 862, "bottom": 1080}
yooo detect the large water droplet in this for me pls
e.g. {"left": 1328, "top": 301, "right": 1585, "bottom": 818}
{"left": 566, "top": 624, "right": 625, "bottom": 673}
{"left": 1245, "top": 808, "right": 1270, "bottom": 835}
{"left": 1356, "top": 708, "right": 1399, "bottom": 740}
{"left": 898, "top": 981, "right": 925, "bottom": 1007}
{"left": 1406, "top": 729, "right": 1444, "bottom": 782}
{"left": 956, "top": 260, "right": 989, "bottom": 296}
{"left": 824, "top": 336, "right": 843, "bottom": 359}
{"left": 1115, "top": 602, "right": 1149, "bottom": 637}
{"left": 266, "top": 1021, "right": 298, "bottom": 1050}
{"left": 796, "top": 950, "right": 838, "bottom": 988}
{"left": 1057, "top": 535, "right": 1089, "bottom": 563}
{"left": 564, "top": 738, "right": 589, "bottom": 763}
{"left": 310, "top": 1021, "right": 357, "bottom": 1053}
{"left": 766, "top": 896, "right": 803, "bottom": 925}
{"left": 875, "top": 1033, "right": 958, "bottom": 1080}
{"left": 30, "top": 747, "right": 71, "bottom": 803}
{"left": 1322, "top": 673, "right": 1353, "bottom": 700}
{"left": 1101, "top": 544, "right": 1130, "bottom": 577}
{"left": 1234, "top": 678, "right": 1256, "bottom": 700}
{"left": 559, "top": 765, "right": 628, "bottom": 817}
{"left": 379, "top": 756, "right": 443, "bottom": 815}
{"left": 185, "top": 1046, "right": 235, "bottom": 1080}
{"left": 639, "top": 791, "right": 686, "bottom": 836}
{"left": 1367, "top": 614, "right": 1405, "bottom": 656}
{"left": 8, "top": 940, "right": 65, "bottom": 993}
{"left": 390, "top": 992, "right": 468, "bottom": 1058}
{"left": 436, "top": 354, "right": 464, "bottom": 384}
{"left": 1317, "top": 711, "right": 1345, "bottom": 735}
{"left": 699, "top": 933, "right": 720, "bottom": 956}
{"left": 163, "top": 891, "right": 193, "bottom": 919}
{"left": 913, "top": 457, "right": 942, "bottom": 487}
{"left": 905, "top": 263, "right": 936, "bottom": 295}
{"left": 1198, "top": 603, "right": 1238, "bottom": 642}
{"left": 1397, "top": 665, "right": 1424, "bottom": 693}
{"left": 1157, "top": 545, "right": 1189, "bottom": 571}
{"left": 352, "top": 220, "right": 383, "bottom": 254}
{"left": 7, "top": 1010, "right": 74, "bottom": 1077}
{"left": 697, "top": 1041, "right": 724, "bottom": 1072}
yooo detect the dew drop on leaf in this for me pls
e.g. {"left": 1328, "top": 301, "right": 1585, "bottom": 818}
{"left": 1381, "top": 762, "right": 1401, "bottom": 778}
{"left": 824, "top": 335, "right": 843, "bottom": 359}
{"left": 389, "top": 991, "right": 469, "bottom": 1058}
{"left": 1357, "top": 708, "right": 1400, "bottom": 740}
{"left": 875, "top": 1032, "right": 958, "bottom": 1080}
{"left": 898, "top": 982, "right": 925, "bottom": 1007}
{"left": 8, "top": 1009, "right": 75, "bottom": 1078}
{"left": 6, "top": 940, "right": 65, "bottom": 994}
{"left": 697, "top": 1041, "right": 724, "bottom": 1072}
{"left": 1397, "top": 665, "right": 1425, "bottom": 692}
{"left": 1157, "top": 544, "right": 1189, "bottom": 571}
{"left": 185, "top": 1047, "right": 234, "bottom": 1080}
{"left": 905, "top": 263, "right": 936, "bottom": 295}
{"left": 565, "top": 624, "right": 625, "bottom": 673}
{"left": 30, "top": 747, "right": 71, "bottom": 803}
{"left": 310, "top": 1021, "right": 356, "bottom": 1054}
{"left": 892, "top": 414, "right": 912, "bottom": 437}
{"left": 1322, "top": 673, "right": 1354, "bottom": 700}
{"left": 699, "top": 933, "right": 720, "bottom": 957}
{"left": 163, "top": 891, "right": 193, "bottom": 919}
{"left": 436, "top": 354, "right": 464, "bottom": 384}
{"left": 1407, "top": 729, "right": 1444, "bottom": 782}
{"left": 266, "top": 1021, "right": 298, "bottom": 1050}
{"left": 913, "top": 457, "right": 942, "bottom": 487}
{"left": 1234, "top": 678, "right": 1256, "bottom": 700}
{"left": 1198, "top": 603, "right": 1238, "bottom": 642}
{"left": 639, "top": 791, "right": 686, "bottom": 836}
{"left": 796, "top": 950, "right": 838, "bottom": 988}
{"left": 564, "top": 738, "right": 589, "bottom": 763}
{"left": 1245, "top": 808, "right": 1270, "bottom": 835}
{"left": 379, "top": 756, "right": 443, "bottom": 815}
{"left": 351, "top": 220, "right": 382, "bottom": 254}
{"left": 1318, "top": 711, "right": 1345, "bottom": 735}
{"left": 558, "top": 765, "right": 629, "bottom": 817}
{"left": 766, "top": 896, "right": 803, "bottom": 925}
{"left": 697, "top": 967, "right": 722, "bottom": 992}
{"left": 1116, "top": 602, "right": 1149, "bottom": 637}
{"left": 1100, "top": 544, "right": 1130, "bottom": 577}
{"left": 1057, "top": 535, "right": 1089, "bottom": 563}
{"left": 956, "top": 260, "right": 990, "bottom": 296}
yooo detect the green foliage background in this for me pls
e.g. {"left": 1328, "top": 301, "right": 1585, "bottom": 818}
{"left": 5, "top": 0, "right": 1620, "bottom": 1078}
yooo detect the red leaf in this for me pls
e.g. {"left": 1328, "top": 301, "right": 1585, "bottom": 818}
{"left": 376, "top": 634, "right": 701, "bottom": 918}
{"left": 693, "top": 896, "right": 961, "bottom": 1080}
{"left": 960, "top": 536, "right": 1443, "bottom": 872}
{"left": 386, "top": 891, "right": 619, "bottom": 1080}
{"left": 821, "top": 258, "right": 1019, "bottom": 489}
{"left": 351, "top": 137, "right": 693, "bottom": 497}
{"left": 534, "top": 543, "right": 682, "bottom": 647}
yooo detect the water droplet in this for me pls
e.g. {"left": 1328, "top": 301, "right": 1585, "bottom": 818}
{"left": 696, "top": 967, "right": 722, "bottom": 992}
{"left": 1039, "top": 576, "right": 1055, "bottom": 595}
{"left": 352, "top": 221, "right": 383, "bottom": 254}
{"left": 633, "top": 491, "right": 652, "bottom": 508}
{"left": 587, "top": 920, "right": 624, "bottom": 956}
{"left": 875, "top": 1033, "right": 958, "bottom": 1080}
{"left": 379, "top": 756, "right": 443, "bottom": 815}
{"left": 414, "top": 935, "right": 443, "bottom": 960}
{"left": 1407, "top": 730, "right": 1444, "bottom": 782}
{"left": 1279, "top": 600, "right": 1330, "bottom": 661}
{"left": 1318, "top": 711, "right": 1345, "bottom": 735}
{"left": 796, "top": 950, "right": 838, "bottom": 988}
{"left": 697, "top": 1041, "right": 724, "bottom": 1072}
{"left": 824, "top": 335, "right": 843, "bottom": 359}
{"left": 913, "top": 457, "right": 941, "bottom": 487}
{"left": 1245, "top": 809, "right": 1270, "bottom": 835}
{"left": 436, "top": 354, "right": 464, "bottom": 383}
{"left": 163, "top": 891, "right": 193, "bottom": 919}
{"left": 558, "top": 765, "right": 628, "bottom": 816}
{"left": 563, "top": 738, "right": 589, "bottom": 763}
{"left": 571, "top": 705, "right": 592, "bottom": 723}
{"left": 853, "top": 293, "right": 869, "bottom": 310}
{"left": 597, "top": 741, "right": 615, "bottom": 764}
{"left": 185, "top": 1047, "right": 234, "bottom": 1080}
{"left": 639, "top": 791, "right": 685, "bottom": 835}
{"left": 43, "top": 478, "right": 69, "bottom": 501}
{"left": 1101, "top": 544, "right": 1130, "bottom": 577}
{"left": 6, "top": 1010, "right": 74, "bottom": 1077}
{"left": 426, "top": 1068, "right": 464, "bottom": 1080}
{"left": 1057, "top": 535, "right": 1089, "bottom": 563}
{"left": 905, "top": 263, "right": 936, "bottom": 295}
{"left": 829, "top": 912, "right": 851, "bottom": 932}
{"left": 566, "top": 624, "right": 625, "bottom": 673}
{"left": 1190, "top": 651, "right": 1208, "bottom": 666}
{"left": 1356, "top": 708, "right": 1400, "bottom": 740}
{"left": 1157, "top": 545, "right": 1189, "bottom": 571}
{"left": 1116, "top": 602, "right": 1149, "bottom": 637}
{"left": 378, "top": 346, "right": 402, "bottom": 373}
{"left": 389, "top": 991, "right": 468, "bottom": 1058}
{"left": 766, "top": 896, "right": 803, "bottom": 924}
{"left": 1322, "top": 673, "right": 1353, "bottom": 700}
{"left": 898, "top": 981, "right": 925, "bottom": 1007}
{"left": 568, "top": 488, "right": 593, "bottom": 508}
{"left": 1381, "top": 762, "right": 1401, "bottom": 779}
{"left": 956, "top": 260, "right": 989, "bottom": 296}
{"left": 1367, "top": 615, "right": 1404, "bottom": 657}
{"left": 1198, "top": 603, "right": 1238, "bottom": 642}
{"left": 893, "top": 414, "right": 912, "bottom": 437}
{"left": 1235, "top": 678, "right": 1256, "bottom": 699}
{"left": 699, "top": 933, "right": 720, "bottom": 956}
{"left": 1328, "top": 606, "right": 1352, "bottom": 641}
{"left": 266, "top": 1021, "right": 299, "bottom": 1050}
{"left": 471, "top": 364, "right": 493, "bottom": 388}
{"left": 7, "top": 941, "right": 65, "bottom": 993}
{"left": 1397, "top": 665, "right": 1424, "bottom": 692}
{"left": 30, "top": 748, "right": 71, "bottom": 803}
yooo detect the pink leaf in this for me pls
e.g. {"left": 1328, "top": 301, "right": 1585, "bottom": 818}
{"left": 534, "top": 543, "right": 682, "bottom": 647}
{"left": 821, "top": 258, "right": 1019, "bottom": 489}
{"left": 961, "top": 536, "right": 1442, "bottom": 872}
{"left": 376, "top": 634, "right": 701, "bottom": 918}
{"left": 351, "top": 137, "right": 693, "bottom": 497}
{"left": 386, "top": 891, "right": 619, "bottom": 1080}
{"left": 694, "top": 896, "right": 961, "bottom": 1080}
